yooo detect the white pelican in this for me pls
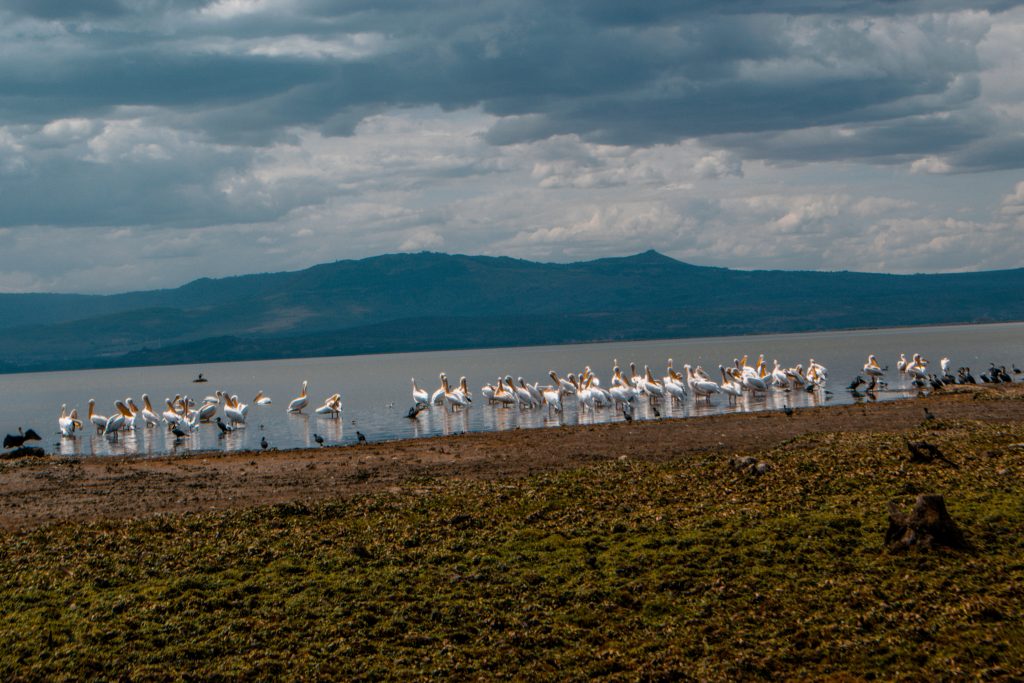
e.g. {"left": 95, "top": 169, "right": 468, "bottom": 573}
{"left": 542, "top": 385, "right": 562, "bottom": 413}
{"left": 124, "top": 398, "right": 144, "bottom": 430}
{"left": 609, "top": 368, "right": 637, "bottom": 407}
{"left": 685, "top": 364, "right": 720, "bottom": 404}
{"left": 287, "top": 381, "right": 310, "bottom": 413}
{"left": 807, "top": 359, "right": 828, "bottom": 386}
{"left": 493, "top": 378, "right": 518, "bottom": 407}
{"left": 770, "top": 361, "right": 789, "bottom": 388}
{"left": 104, "top": 401, "right": 129, "bottom": 438}
{"left": 444, "top": 378, "right": 470, "bottom": 412}
{"left": 162, "top": 398, "right": 182, "bottom": 428}
{"left": 575, "top": 375, "right": 596, "bottom": 412}
{"left": 58, "top": 405, "right": 82, "bottom": 437}
{"left": 88, "top": 399, "right": 108, "bottom": 434}
{"left": 315, "top": 393, "right": 343, "bottom": 417}
{"left": 622, "top": 362, "right": 638, "bottom": 389}
{"left": 524, "top": 379, "right": 542, "bottom": 406}
{"left": 233, "top": 395, "right": 249, "bottom": 418}
{"left": 897, "top": 353, "right": 909, "bottom": 373}
{"left": 719, "top": 366, "right": 743, "bottom": 404}
{"left": 430, "top": 374, "right": 447, "bottom": 406}
{"left": 139, "top": 395, "right": 161, "bottom": 427}
{"left": 643, "top": 366, "right": 665, "bottom": 402}
{"left": 741, "top": 368, "right": 769, "bottom": 394}
{"left": 664, "top": 361, "right": 687, "bottom": 404}
{"left": 225, "top": 394, "right": 247, "bottom": 424}
{"left": 863, "top": 355, "right": 884, "bottom": 377}
{"left": 196, "top": 400, "right": 218, "bottom": 422}
{"left": 940, "top": 357, "right": 951, "bottom": 376}
{"left": 555, "top": 371, "right": 576, "bottom": 395}
{"left": 785, "top": 364, "right": 808, "bottom": 389}
{"left": 906, "top": 353, "right": 928, "bottom": 380}
{"left": 254, "top": 390, "right": 273, "bottom": 406}
{"left": 458, "top": 377, "right": 474, "bottom": 403}
{"left": 411, "top": 378, "right": 430, "bottom": 406}
{"left": 512, "top": 377, "right": 534, "bottom": 408}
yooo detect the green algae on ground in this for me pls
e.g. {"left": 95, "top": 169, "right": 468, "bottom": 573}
{"left": 0, "top": 419, "right": 1021, "bottom": 680}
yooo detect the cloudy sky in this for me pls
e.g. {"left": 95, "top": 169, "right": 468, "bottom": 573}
{"left": 2, "top": 1, "right": 1024, "bottom": 292}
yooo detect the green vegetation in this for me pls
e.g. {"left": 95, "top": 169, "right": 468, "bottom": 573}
{"left": 0, "top": 419, "right": 1022, "bottom": 679}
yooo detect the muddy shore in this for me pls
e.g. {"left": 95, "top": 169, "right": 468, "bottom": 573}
{"left": 2, "top": 385, "right": 1022, "bottom": 531}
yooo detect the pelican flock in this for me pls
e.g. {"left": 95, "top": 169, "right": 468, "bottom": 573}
{"left": 10, "top": 347, "right": 1016, "bottom": 459}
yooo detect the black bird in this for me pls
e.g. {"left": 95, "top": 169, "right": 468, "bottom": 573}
{"left": 848, "top": 376, "right": 865, "bottom": 392}
{"left": 313, "top": 433, "right": 325, "bottom": 447}
{"left": 622, "top": 401, "right": 634, "bottom": 423}
{"left": 171, "top": 425, "right": 188, "bottom": 439}
{"left": 866, "top": 376, "right": 878, "bottom": 393}
{"left": 1013, "top": 364, "right": 1022, "bottom": 375}
{"left": 214, "top": 417, "right": 234, "bottom": 436}
{"left": 260, "top": 436, "right": 269, "bottom": 450}
{"left": 783, "top": 404, "right": 794, "bottom": 417}
{"left": 928, "top": 375, "right": 944, "bottom": 391}
{"left": 193, "top": 373, "right": 207, "bottom": 383}
{"left": 906, "top": 440, "right": 958, "bottom": 468}
{"left": 356, "top": 431, "right": 367, "bottom": 444}
{"left": 651, "top": 405, "right": 661, "bottom": 419}
{"left": 406, "top": 403, "right": 428, "bottom": 419}
{"left": 923, "top": 407, "right": 935, "bottom": 421}
{"left": 3, "top": 427, "right": 42, "bottom": 450}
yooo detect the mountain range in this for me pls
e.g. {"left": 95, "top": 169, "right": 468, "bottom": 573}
{"left": 1, "top": 250, "right": 1022, "bottom": 373}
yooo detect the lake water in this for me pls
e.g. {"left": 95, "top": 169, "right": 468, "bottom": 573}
{"left": 1, "top": 322, "right": 1021, "bottom": 457}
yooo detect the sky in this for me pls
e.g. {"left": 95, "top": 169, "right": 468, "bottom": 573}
{"left": 1, "top": 1, "right": 1024, "bottom": 293}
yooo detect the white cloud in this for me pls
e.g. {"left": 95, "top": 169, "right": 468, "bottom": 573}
{"left": 1001, "top": 180, "right": 1024, "bottom": 215}
{"left": 910, "top": 156, "right": 953, "bottom": 174}
{"left": 399, "top": 228, "right": 444, "bottom": 252}
{"left": 694, "top": 151, "right": 743, "bottom": 180}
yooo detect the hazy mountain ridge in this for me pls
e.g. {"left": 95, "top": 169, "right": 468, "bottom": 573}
{"left": 1, "top": 251, "right": 1023, "bottom": 372}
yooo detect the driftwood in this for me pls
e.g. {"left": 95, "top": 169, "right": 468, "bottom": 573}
{"left": 886, "top": 494, "right": 967, "bottom": 552}
{"left": 1, "top": 446, "right": 46, "bottom": 460}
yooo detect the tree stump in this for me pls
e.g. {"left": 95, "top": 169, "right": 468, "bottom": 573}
{"left": 885, "top": 494, "right": 967, "bottom": 552}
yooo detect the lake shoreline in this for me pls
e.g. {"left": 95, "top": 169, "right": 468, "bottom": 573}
{"left": 1, "top": 382, "right": 1021, "bottom": 531}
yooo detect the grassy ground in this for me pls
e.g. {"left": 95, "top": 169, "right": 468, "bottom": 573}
{"left": 0, "top": 416, "right": 1021, "bottom": 680}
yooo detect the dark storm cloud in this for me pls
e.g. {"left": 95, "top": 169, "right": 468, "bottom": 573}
{"left": 0, "top": 0, "right": 1021, "bottom": 242}
{"left": 2, "top": 0, "right": 1017, "bottom": 148}
{"left": 0, "top": 0, "right": 128, "bottom": 19}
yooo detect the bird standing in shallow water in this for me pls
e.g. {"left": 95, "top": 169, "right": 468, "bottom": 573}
{"left": 215, "top": 417, "right": 234, "bottom": 436}
{"left": 260, "top": 436, "right": 269, "bottom": 450}
{"left": 356, "top": 431, "right": 367, "bottom": 444}
{"left": 783, "top": 404, "right": 794, "bottom": 417}
{"left": 313, "top": 433, "right": 325, "bottom": 447}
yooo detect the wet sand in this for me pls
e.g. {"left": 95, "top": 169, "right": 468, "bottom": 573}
{"left": 2, "top": 385, "right": 1022, "bottom": 531}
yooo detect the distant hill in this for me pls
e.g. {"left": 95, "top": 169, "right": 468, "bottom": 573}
{"left": 1, "top": 250, "right": 1023, "bottom": 372}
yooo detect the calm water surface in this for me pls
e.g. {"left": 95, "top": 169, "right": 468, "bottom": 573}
{"left": 1, "top": 322, "right": 1020, "bottom": 457}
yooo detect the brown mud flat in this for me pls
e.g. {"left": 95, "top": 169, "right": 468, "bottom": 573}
{"left": 2, "top": 385, "right": 1022, "bottom": 531}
